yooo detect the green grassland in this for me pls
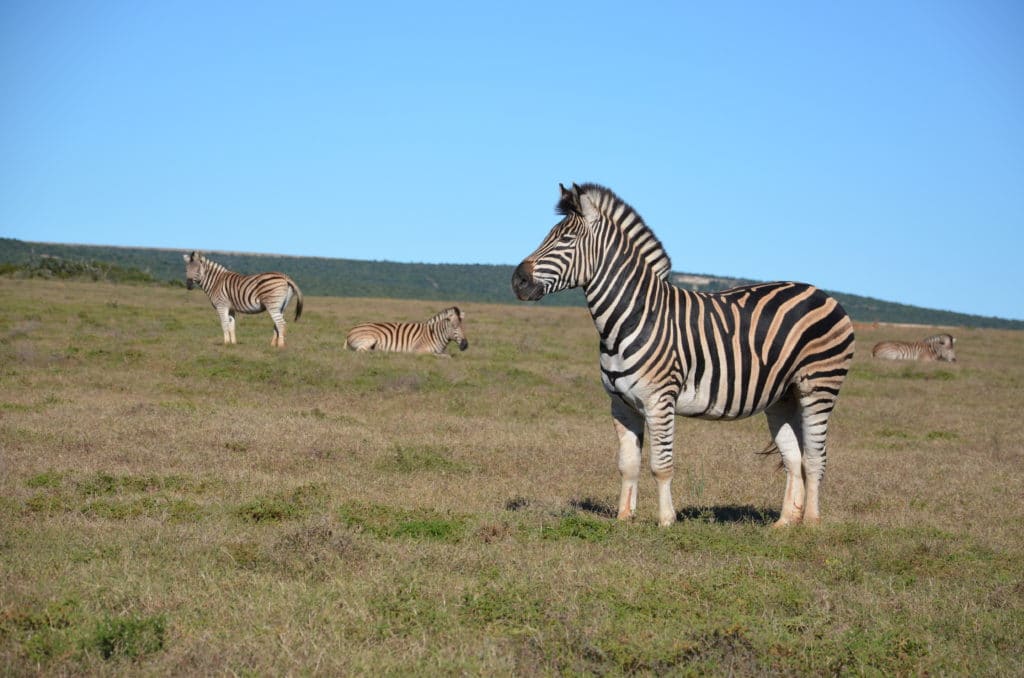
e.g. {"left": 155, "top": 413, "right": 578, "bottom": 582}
{"left": 1, "top": 278, "right": 1022, "bottom": 675}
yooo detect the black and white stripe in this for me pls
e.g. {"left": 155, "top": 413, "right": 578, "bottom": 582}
{"left": 345, "top": 307, "right": 468, "bottom": 356}
{"left": 513, "top": 183, "right": 855, "bottom": 527}
{"left": 872, "top": 334, "right": 956, "bottom": 362}
{"left": 183, "top": 251, "right": 303, "bottom": 347}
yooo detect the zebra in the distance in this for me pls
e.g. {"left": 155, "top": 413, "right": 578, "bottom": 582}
{"left": 345, "top": 307, "right": 468, "bottom": 356}
{"left": 512, "top": 183, "right": 855, "bottom": 527}
{"left": 872, "top": 334, "right": 956, "bottom": 362}
{"left": 183, "top": 251, "right": 303, "bottom": 347}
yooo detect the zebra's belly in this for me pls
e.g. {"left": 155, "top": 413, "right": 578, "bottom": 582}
{"left": 600, "top": 354, "right": 763, "bottom": 421}
{"left": 232, "top": 303, "right": 266, "bottom": 314}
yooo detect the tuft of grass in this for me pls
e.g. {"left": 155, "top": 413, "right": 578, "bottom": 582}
{"left": 926, "top": 430, "right": 959, "bottom": 441}
{"left": 337, "top": 502, "right": 467, "bottom": 542}
{"left": 26, "top": 470, "right": 63, "bottom": 488}
{"left": 84, "top": 615, "right": 165, "bottom": 660}
{"left": 896, "top": 367, "right": 957, "bottom": 381}
{"left": 538, "top": 513, "right": 615, "bottom": 542}
{"left": 378, "top": 443, "right": 470, "bottom": 474}
{"left": 460, "top": 578, "right": 547, "bottom": 629}
{"left": 234, "top": 485, "right": 325, "bottom": 523}
{"left": 369, "top": 578, "right": 451, "bottom": 638}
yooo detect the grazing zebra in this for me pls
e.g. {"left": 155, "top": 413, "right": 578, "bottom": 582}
{"left": 872, "top": 333, "right": 956, "bottom": 362}
{"left": 345, "top": 307, "right": 468, "bottom": 356}
{"left": 512, "top": 183, "right": 855, "bottom": 527}
{"left": 183, "top": 251, "right": 303, "bottom": 347}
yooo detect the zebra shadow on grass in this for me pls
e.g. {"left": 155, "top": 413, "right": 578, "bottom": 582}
{"left": 568, "top": 497, "right": 779, "bottom": 525}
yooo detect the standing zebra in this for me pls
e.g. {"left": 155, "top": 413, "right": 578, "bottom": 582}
{"left": 512, "top": 183, "right": 855, "bottom": 527}
{"left": 872, "top": 334, "right": 956, "bottom": 362}
{"left": 183, "top": 251, "right": 303, "bottom": 347}
{"left": 345, "top": 307, "right": 468, "bottom": 356}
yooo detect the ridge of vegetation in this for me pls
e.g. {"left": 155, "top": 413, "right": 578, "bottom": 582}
{"left": 2, "top": 237, "right": 1020, "bottom": 329}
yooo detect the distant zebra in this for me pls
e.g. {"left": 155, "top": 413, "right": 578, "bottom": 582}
{"left": 512, "top": 183, "right": 855, "bottom": 527}
{"left": 345, "top": 307, "right": 468, "bottom": 356}
{"left": 872, "top": 334, "right": 956, "bottom": 362}
{"left": 183, "top": 251, "right": 303, "bottom": 347}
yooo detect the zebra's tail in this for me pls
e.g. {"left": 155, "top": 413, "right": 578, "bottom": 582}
{"left": 290, "top": 279, "right": 304, "bottom": 322}
{"left": 756, "top": 440, "right": 785, "bottom": 471}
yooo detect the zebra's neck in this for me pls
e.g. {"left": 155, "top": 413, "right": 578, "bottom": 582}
{"left": 573, "top": 184, "right": 672, "bottom": 282}
{"left": 574, "top": 185, "right": 674, "bottom": 353}
{"left": 199, "top": 258, "right": 231, "bottom": 289}
{"left": 584, "top": 257, "right": 674, "bottom": 355}
{"left": 425, "top": 314, "right": 448, "bottom": 349}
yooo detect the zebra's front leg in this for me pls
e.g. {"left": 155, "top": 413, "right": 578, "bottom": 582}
{"left": 217, "top": 308, "right": 234, "bottom": 345}
{"left": 611, "top": 396, "right": 644, "bottom": 521}
{"left": 646, "top": 402, "right": 678, "bottom": 527}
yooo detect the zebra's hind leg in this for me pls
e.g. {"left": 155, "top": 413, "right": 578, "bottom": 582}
{"left": 765, "top": 392, "right": 805, "bottom": 527}
{"left": 797, "top": 392, "right": 836, "bottom": 525}
{"left": 611, "top": 396, "right": 644, "bottom": 521}
{"left": 268, "top": 310, "right": 286, "bottom": 348}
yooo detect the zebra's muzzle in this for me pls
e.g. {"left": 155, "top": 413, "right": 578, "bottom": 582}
{"left": 512, "top": 261, "right": 544, "bottom": 301}
{"left": 186, "top": 279, "right": 194, "bottom": 290}
{"left": 458, "top": 339, "right": 469, "bottom": 351}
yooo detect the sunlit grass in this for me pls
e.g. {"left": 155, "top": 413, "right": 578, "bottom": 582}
{"left": 1, "top": 278, "right": 1022, "bottom": 674}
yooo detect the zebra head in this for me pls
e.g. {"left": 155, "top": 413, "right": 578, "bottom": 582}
{"left": 513, "top": 183, "right": 670, "bottom": 301}
{"left": 444, "top": 306, "right": 469, "bottom": 351}
{"left": 925, "top": 333, "right": 957, "bottom": 362}
{"left": 183, "top": 251, "right": 204, "bottom": 290}
{"left": 512, "top": 183, "right": 598, "bottom": 301}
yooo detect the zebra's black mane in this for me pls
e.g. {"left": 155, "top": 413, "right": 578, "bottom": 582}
{"left": 557, "top": 183, "right": 673, "bottom": 280}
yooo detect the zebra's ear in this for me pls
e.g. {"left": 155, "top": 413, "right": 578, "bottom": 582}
{"left": 579, "top": 191, "right": 601, "bottom": 225}
{"left": 183, "top": 253, "right": 192, "bottom": 263}
{"left": 557, "top": 183, "right": 584, "bottom": 216}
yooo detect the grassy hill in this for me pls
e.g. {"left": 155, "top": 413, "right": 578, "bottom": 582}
{"left": 2, "top": 237, "right": 1020, "bottom": 329}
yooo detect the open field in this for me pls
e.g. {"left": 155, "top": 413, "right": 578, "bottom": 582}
{"left": 2, "top": 277, "right": 1022, "bottom": 675}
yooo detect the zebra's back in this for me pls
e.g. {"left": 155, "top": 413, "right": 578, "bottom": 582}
{"left": 345, "top": 322, "right": 431, "bottom": 353}
{"left": 345, "top": 307, "right": 467, "bottom": 355}
{"left": 666, "top": 282, "right": 854, "bottom": 420}
{"left": 217, "top": 271, "right": 298, "bottom": 316}
{"left": 872, "top": 334, "right": 956, "bottom": 362}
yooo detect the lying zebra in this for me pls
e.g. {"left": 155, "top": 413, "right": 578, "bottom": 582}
{"left": 872, "top": 333, "right": 957, "bottom": 362}
{"left": 183, "top": 251, "right": 303, "bottom": 347}
{"left": 345, "top": 307, "right": 468, "bottom": 356}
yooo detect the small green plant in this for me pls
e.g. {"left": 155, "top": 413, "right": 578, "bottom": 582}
{"left": 379, "top": 444, "right": 469, "bottom": 474}
{"left": 26, "top": 470, "right": 63, "bottom": 488}
{"left": 896, "top": 367, "right": 956, "bottom": 381}
{"left": 234, "top": 484, "right": 325, "bottom": 523}
{"left": 85, "top": 615, "right": 165, "bottom": 660}
{"left": 926, "top": 430, "right": 959, "bottom": 441}
{"left": 539, "top": 513, "right": 614, "bottom": 542}
{"left": 337, "top": 502, "right": 466, "bottom": 542}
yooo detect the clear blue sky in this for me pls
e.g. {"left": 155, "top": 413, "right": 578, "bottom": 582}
{"left": 2, "top": 2, "right": 1022, "bottom": 319}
